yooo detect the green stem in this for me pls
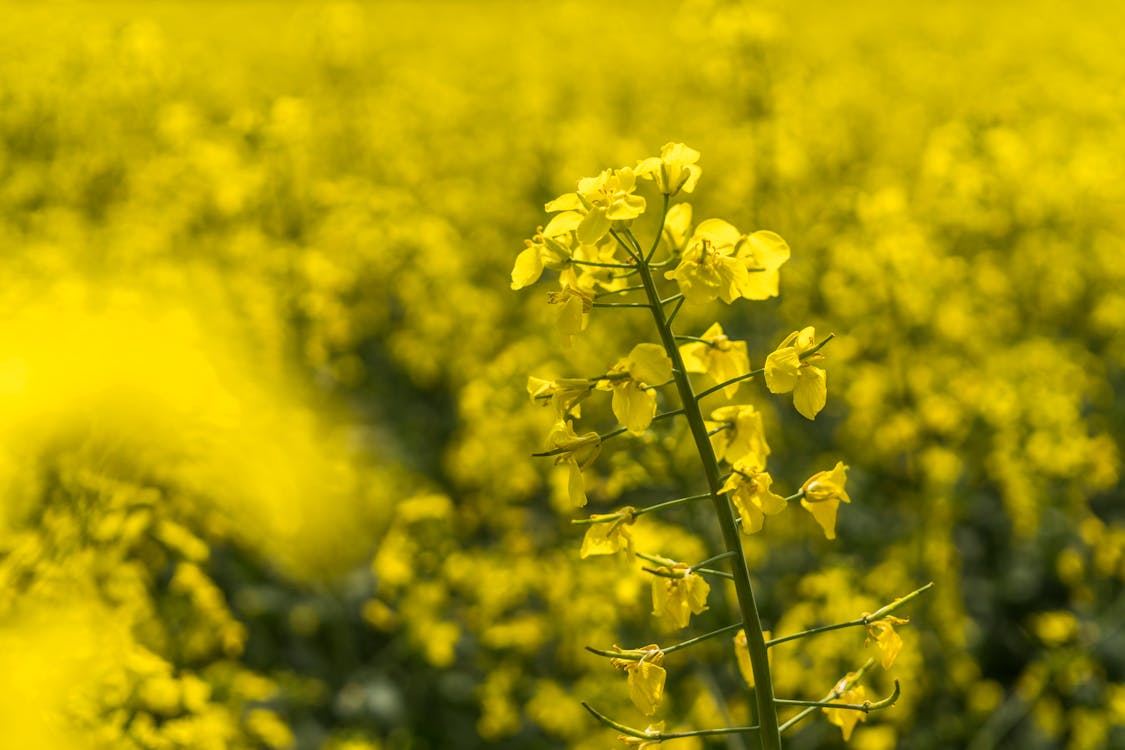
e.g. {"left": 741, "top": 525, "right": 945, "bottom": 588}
{"left": 583, "top": 702, "right": 759, "bottom": 741}
{"left": 593, "top": 301, "right": 652, "bottom": 309}
{"left": 531, "top": 409, "right": 683, "bottom": 457}
{"left": 646, "top": 194, "right": 670, "bottom": 262}
{"left": 585, "top": 622, "right": 743, "bottom": 661}
{"left": 695, "top": 368, "right": 764, "bottom": 401}
{"left": 572, "top": 491, "right": 712, "bottom": 525}
{"left": 633, "top": 216, "right": 783, "bottom": 750}
{"left": 596, "top": 285, "right": 647, "bottom": 298}
{"left": 774, "top": 680, "right": 899, "bottom": 712}
{"left": 570, "top": 258, "right": 634, "bottom": 269}
{"left": 768, "top": 581, "right": 934, "bottom": 647}
{"left": 778, "top": 658, "right": 875, "bottom": 733}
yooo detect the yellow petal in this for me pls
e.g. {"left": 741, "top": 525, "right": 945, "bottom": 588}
{"left": 801, "top": 496, "right": 840, "bottom": 540}
{"left": 764, "top": 348, "right": 800, "bottom": 393}
{"left": 545, "top": 193, "right": 583, "bottom": 212}
{"left": 628, "top": 343, "right": 673, "bottom": 385}
{"left": 741, "top": 230, "right": 790, "bottom": 270}
{"left": 577, "top": 207, "right": 612, "bottom": 245}
{"left": 793, "top": 365, "right": 827, "bottom": 419}
{"left": 612, "top": 381, "right": 656, "bottom": 435}
{"left": 510, "top": 245, "right": 544, "bottom": 290}
{"left": 567, "top": 460, "right": 587, "bottom": 508}
{"left": 628, "top": 660, "right": 666, "bottom": 716}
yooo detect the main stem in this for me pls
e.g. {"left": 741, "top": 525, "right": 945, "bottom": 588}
{"left": 634, "top": 241, "right": 783, "bottom": 749}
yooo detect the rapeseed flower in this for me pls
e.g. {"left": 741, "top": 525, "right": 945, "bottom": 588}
{"left": 824, "top": 676, "right": 868, "bottom": 741}
{"left": 511, "top": 211, "right": 583, "bottom": 290}
{"left": 579, "top": 507, "right": 636, "bottom": 558}
{"left": 650, "top": 563, "right": 710, "bottom": 629}
{"left": 708, "top": 404, "right": 769, "bottom": 466}
{"left": 610, "top": 645, "right": 666, "bottom": 716}
{"left": 546, "top": 167, "right": 646, "bottom": 245}
{"left": 664, "top": 219, "right": 749, "bottom": 304}
{"left": 721, "top": 465, "right": 787, "bottom": 534}
{"left": 599, "top": 344, "right": 673, "bottom": 435}
{"left": 735, "top": 230, "right": 790, "bottom": 300}
{"left": 636, "top": 142, "right": 702, "bottom": 196}
{"left": 527, "top": 376, "right": 593, "bottom": 418}
{"left": 866, "top": 616, "right": 909, "bottom": 669}
{"left": 680, "top": 322, "right": 750, "bottom": 399}
{"left": 546, "top": 420, "right": 601, "bottom": 507}
{"left": 800, "top": 461, "right": 850, "bottom": 539}
{"left": 765, "top": 326, "right": 827, "bottom": 419}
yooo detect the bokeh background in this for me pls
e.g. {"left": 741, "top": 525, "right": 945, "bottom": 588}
{"left": 1, "top": 1, "right": 1122, "bottom": 748}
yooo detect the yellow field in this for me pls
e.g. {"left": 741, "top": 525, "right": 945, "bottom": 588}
{"left": 1, "top": 2, "right": 1122, "bottom": 749}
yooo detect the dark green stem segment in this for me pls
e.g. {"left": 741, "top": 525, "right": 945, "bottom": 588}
{"left": 632, "top": 227, "right": 784, "bottom": 749}
{"left": 583, "top": 701, "right": 760, "bottom": 741}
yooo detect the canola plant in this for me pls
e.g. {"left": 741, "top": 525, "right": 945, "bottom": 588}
{"left": 0, "top": 2, "right": 1122, "bottom": 749}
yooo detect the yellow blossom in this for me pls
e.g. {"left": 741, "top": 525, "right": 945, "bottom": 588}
{"left": 800, "top": 461, "right": 850, "bottom": 539}
{"left": 764, "top": 326, "right": 827, "bottom": 419}
{"left": 599, "top": 344, "right": 673, "bottom": 435}
{"left": 527, "top": 376, "right": 593, "bottom": 418}
{"left": 650, "top": 563, "right": 710, "bottom": 629}
{"left": 546, "top": 283, "right": 594, "bottom": 348}
{"left": 636, "top": 142, "right": 702, "bottom": 196}
{"left": 824, "top": 676, "right": 868, "bottom": 741}
{"left": 579, "top": 507, "right": 636, "bottom": 558}
{"left": 735, "top": 230, "right": 790, "bottom": 300}
{"left": 733, "top": 629, "right": 772, "bottom": 687}
{"left": 663, "top": 219, "right": 749, "bottom": 304}
{"left": 865, "top": 616, "right": 909, "bottom": 669}
{"left": 708, "top": 404, "right": 769, "bottom": 466}
{"left": 546, "top": 166, "right": 646, "bottom": 245}
{"left": 721, "top": 465, "right": 787, "bottom": 534}
{"left": 510, "top": 211, "right": 583, "bottom": 290}
{"left": 546, "top": 420, "right": 601, "bottom": 507}
{"left": 660, "top": 202, "right": 693, "bottom": 255}
{"left": 610, "top": 646, "right": 666, "bottom": 716}
{"left": 680, "top": 322, "right": 750, "bottom": 399}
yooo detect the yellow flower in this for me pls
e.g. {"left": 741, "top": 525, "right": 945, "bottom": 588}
{"left": 579, "top": 507, "right": 636, "bottom": 558}
{"left": 721, "top": 465, "right": 787, "bottom": 534}
{"left": 618, "top": 722, "right": 664, "bottom": 748}
{"left": 735, "top": 230, "right": 790, "bottom": 300}
{"left": 650, "top": 563, "right": 710, "bottom": 629}
{"left": 511, "top": 211, "right": 583, "bottom": 290}
{"left": 799, "top": 461, "right": 850, "bottom": 539}
{"left": 546, "top": 420, "right": 601, "bottom": 507}
{"left": 733, "top": 629, "right": 772, "bottom": 687}
{"left": 663, "top": 218, "right": 749, "bottom": 305}
{"left": 865, "top": 616, "right": 909, "bottom": 669}
{"left": 611, "top": 646, "right": 666, "bottom": 716}
{"left": 546, "top": 167, "right": 646, "bottom": 245}
{"left": 708, "top": 404, "right": 769, "bottom": 466}
{"left": 636, "top": 142, "right": 702, "bottom": 196}
{"left": 599, "top": 344, "right": 673, "bottom": 435}
{"left": 546, "top": 283, "right": 594, "bottom": 348}
{"left": 680, "top": 322, "right": 751, "bottom": 399}
{"left": 660, "top": 202, "right": 693, "bottom": 255}
{"left": 764, "top": 326, "right": 827, "bottom": 419}
{"left": 527, "top": 376, "right": 593, "bottom": 418}
{"left": 824, "top": 676, "right": 867, "bottom": 741}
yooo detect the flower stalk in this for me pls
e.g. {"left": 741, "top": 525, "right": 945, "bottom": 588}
{"left": 632, "top": 201, "right": 785, "bottom": 749}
